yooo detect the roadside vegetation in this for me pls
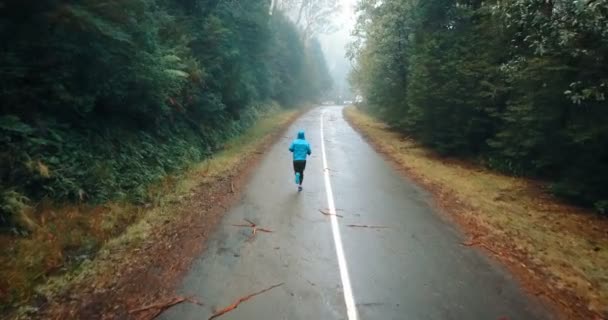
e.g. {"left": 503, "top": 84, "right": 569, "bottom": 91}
{"left": 1, "top": 108, "right": 299, "bottom": 315}
{"left": 0, "top": 0, "right": 331, "bottom": 312}
{"left": 348, "top": 0, "right": 608, "bottom": 213}
{"left": 345, "top": 106, "right": 608, "bottom": 318}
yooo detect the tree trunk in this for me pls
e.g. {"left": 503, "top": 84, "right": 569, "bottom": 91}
{"left": 296, "top": 0, "right": 309, "bottom": 25}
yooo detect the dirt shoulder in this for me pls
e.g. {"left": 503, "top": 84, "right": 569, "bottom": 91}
{"left": 6, "top": 109, "right": 301, "bottom": 320}
{"left": 344, "top": 106, "right": 608, "bottom": 320}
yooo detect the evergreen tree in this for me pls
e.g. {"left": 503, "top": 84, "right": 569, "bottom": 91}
{"left": 349, "top": 0, "right": 608, "bottom": 212}
{"left": 0, "top": 0, "right": 333, "bottom": 228}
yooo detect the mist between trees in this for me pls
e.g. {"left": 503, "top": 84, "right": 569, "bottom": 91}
{"left": 0, "top": 0, "right": 333, "bottom": 231}
{"left": 348, "top": 0, "right": 608, "bottom": 213}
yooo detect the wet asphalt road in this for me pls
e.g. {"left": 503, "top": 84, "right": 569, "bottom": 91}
{"left": 160, "top": 107, "right": 550, "bottom": 320}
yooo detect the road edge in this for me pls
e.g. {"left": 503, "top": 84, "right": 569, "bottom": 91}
{"left": 23, "top": 109, "right": 304, "bottom": 320}
{"left": 341, "top": 106, "right": 593, "bottom": 320}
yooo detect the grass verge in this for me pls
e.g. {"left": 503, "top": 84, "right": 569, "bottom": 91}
{"left": 0, "top": 107, "right": 300, "bottom": 317}
{"left": 344, "top": 106, "right": 608, "bottom": 319}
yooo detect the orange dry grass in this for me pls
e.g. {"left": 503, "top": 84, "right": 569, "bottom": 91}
{"left": 0, "top": 202, "right": 139, "bottom": 307}
{"left": 345, "top": 106, "right": 608, "bottom": 318}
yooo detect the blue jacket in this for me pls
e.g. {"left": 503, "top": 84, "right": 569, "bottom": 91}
{"left": 289, "top": 131, "right": 311, "bottom": 161}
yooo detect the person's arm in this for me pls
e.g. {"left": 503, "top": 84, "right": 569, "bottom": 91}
{"left": 307, "top": 143, "right": 311, "bottom": 155}
{"left": 289, "top": 142, "right": 294, "bottom": 152}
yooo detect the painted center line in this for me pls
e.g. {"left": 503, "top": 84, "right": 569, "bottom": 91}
{"left": 320, "top": 109, "right": 359, "bottom": 320}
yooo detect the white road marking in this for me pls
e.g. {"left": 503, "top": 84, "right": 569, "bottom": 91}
{"left": 320, "top": 109, "right": 359, "bottom": 320}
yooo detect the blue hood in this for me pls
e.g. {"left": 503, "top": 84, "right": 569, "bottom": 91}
{"left": 289, "top": 130, "right": 311, "bottom": 161}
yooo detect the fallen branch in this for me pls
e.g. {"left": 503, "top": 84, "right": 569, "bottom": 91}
{"left": 318, "top": 209, "right": 343, "bottom": 218}
{"left": 357, "top": 302, "right": 384, "bottom": 307}
{"left": 130, "top": 296, "right": 203, "bottom": 319}
{"left": 231, "top": 219, "right": 256, "bottom": 228}
{"left": 230, "top": 219, "right": 273, "bottom": 242}
{"left": 208, "top": 283, "right": 284, "bottom": 320}
{"left": 346, "top": 224, "right": 388, "bottom": 229}
{"left": 246, "top": 227, "right": 273, "bottom": 242}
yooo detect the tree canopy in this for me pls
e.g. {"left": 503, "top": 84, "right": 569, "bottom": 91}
{"left": 0, "top": 0, "right": 332, "bottom": 229}
{"left": 349, "top": 0, "right": 608, "bottom": 212}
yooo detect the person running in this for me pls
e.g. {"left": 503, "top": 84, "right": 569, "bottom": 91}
{"left": 289, "top": 130, "right": 311, "bottom": 192}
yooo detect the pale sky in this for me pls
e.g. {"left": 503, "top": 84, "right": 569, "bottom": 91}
{"left": 318, "top": 0, "right": 357, "bottom": 97}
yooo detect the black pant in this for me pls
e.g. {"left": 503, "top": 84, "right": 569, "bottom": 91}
{"left": 293, "top": 160, "right": 306, "bottom": 184}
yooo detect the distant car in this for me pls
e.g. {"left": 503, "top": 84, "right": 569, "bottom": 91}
{"left": 344, "top": 100, "right": 353, "bottom": 105}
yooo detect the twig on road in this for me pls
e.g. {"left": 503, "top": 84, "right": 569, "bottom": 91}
{"left": 318, "top": 209, "right": 343, "bottom": 218}
{"left": 230, "top": 219, "right": 273, "bottom": 242}
{"left": 208, "top": 283, "right": 284, "bottom": 320}
{"left": 346, "top": 224, "right": 388, "bottom": 229}
{"left": 129, "top": 295, "right": 203, "bottom": 320}
{"left": 357, "top": 302, "right": 384, "bottom": 307}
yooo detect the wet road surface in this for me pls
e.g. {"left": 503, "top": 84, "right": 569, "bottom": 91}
{"left": 160, "top": 107, "right": 550, "bottom": 320}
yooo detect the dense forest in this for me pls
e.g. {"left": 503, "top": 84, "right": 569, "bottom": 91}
{"left": 0, "top": 0, "right": 332, "bottom": 230}
{"left": 349, "top": 0, "right": 608, "bottom": 212}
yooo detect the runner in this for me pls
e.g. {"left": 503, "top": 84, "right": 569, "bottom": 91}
{"left": 289, "top": 130, "right": 311, "bottom": 192}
